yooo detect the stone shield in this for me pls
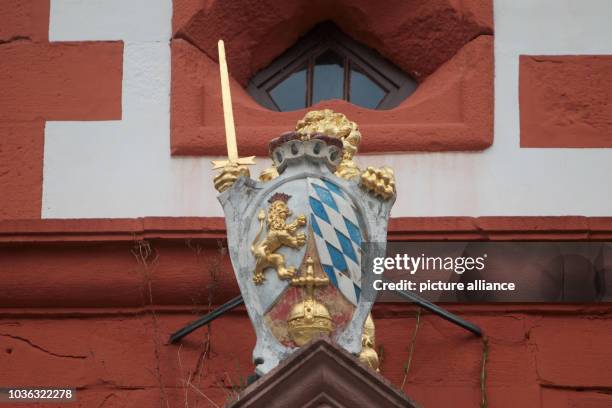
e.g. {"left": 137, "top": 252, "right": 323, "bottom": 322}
{"left": 219, "top": 139, "right": 394, "bottom": 375}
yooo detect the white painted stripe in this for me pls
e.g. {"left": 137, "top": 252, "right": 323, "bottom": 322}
{"left": 42, "top": 0, "right": 612, "bottom": 218}
{"left": 50, "top": 0, "right": 171, "bottom": 42}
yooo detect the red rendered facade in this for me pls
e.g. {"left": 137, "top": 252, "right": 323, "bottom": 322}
{"left": 2, "top": 217, "right": 612, "bottom": 406}
{"left": 1, "top": 1, "right": 612, "bottom": 407}
{"left": 0, "top": 0, "right": 123, "bottom": 219}
{"left": 520, "top": 55, "right": 612, "bottom": 147}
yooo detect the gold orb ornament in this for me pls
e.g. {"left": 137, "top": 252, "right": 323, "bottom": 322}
{"left": 287, "top": 257, "right": 334, "bottom": 346}
{"left": 287, "top": 297, "right": 333, "bottom": 346}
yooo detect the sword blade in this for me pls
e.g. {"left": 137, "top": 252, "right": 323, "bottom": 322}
{"left": 218, "top": 39, "right": 238, "bottom": 162}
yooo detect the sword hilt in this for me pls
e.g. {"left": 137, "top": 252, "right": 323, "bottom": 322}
{"left": 211, "top": 156, "right": 256, "bottom": 170}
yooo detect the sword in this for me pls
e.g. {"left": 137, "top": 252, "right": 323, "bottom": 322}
{"left": 169, "top": 282, "right": 482, "bottom": 343}
{"left": 211, "top": 39, "right": 255, "bottom": 170}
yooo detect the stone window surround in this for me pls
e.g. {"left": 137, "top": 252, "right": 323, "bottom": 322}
{"left": 247, "top": 22, "right": 418, "bottom": 111}
{"left": 170, "top": 0, "right": 493, "bottom": 157}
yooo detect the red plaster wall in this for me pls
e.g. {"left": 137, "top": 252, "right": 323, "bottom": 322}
{"left": 0, "top": 0, "right": 49, "bottom": 42}
{"left": 543, "top": 388, "right": 612, "bottom": 408}
{"left": 0, "top": 41, "right": 123, "bottom": 121}
{"left": 0, "top": 1, "right": 123, "bottom": 220}
{"left": 520, "top": 55, "right": 612, "bottom": 148}
{"left": 170, "top": 0, "right": 494, "bottom": 156}
{"left": 175, "top": 0, "right": 492, "bottom": 87}
{"left": 0, "top": 241, "right": 238, "bottom": 309}
{"left": 0, "top": 122, "right": 44, "bottom": 219}
{"left": 1, "top": 216, "right": 611, "bottom": 308}
{"left": 1, "top": 218, "right": 612, "bottom": 407}
{"left": 2, "top": 306, "right": 612, "bottom": 407}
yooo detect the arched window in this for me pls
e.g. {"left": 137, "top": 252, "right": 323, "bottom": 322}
{"left": 247, "top": 23, "right": 417, "bottom": 112}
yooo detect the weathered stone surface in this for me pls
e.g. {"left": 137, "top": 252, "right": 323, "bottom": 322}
{"left": 219, "top": 145, "right": 393, "bottom": 375}
{"left": 530, "top": 318, "right": 612, "bottom": 387}
{"left": 0, "top": 0, "right": 49, "bottom": 42}
{"left": 175, "top": 0, "right": 492, "bottom": 86}
{"left": 0, "top": 122, "right": 44, "bottom": 219}
{"left": 520, "top": 55, "right": 612, "bottom": 147}
{"left": 0, "top": 41, "right": 123, "bottom": 121}
{"left": 0, "top": 314, "right": 254, "bottom": 405}
{"left": 3, "top": 309, "right": 612, "bottom": 407}
{"left": 227, "top": 339, "right": 419, "bottom": 408}
{"left": 0, "top": 239, "right": 238, "bottom": 308}
{"left": 171, "top": 36, "right": 493, "bottom": 156}
{"left": 542, "top": 388, "right": 612, "bottom": 408}
{"left": 170, "top": 0, "right": 494, "bottom": 156}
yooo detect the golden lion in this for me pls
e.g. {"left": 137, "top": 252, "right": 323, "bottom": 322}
{"left": 251, "top": 193, "right": 307, "bottom": 285}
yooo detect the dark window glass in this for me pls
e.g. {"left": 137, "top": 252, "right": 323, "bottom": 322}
{"left": 349, "top": 65, "right": 386, "bottom": 109}
{"left": 249, "top": 23, "right": 417, "bottom": 112}
{"left": 312, "top": 51, "right": 344, "bottom": 105}
{"left": 269, "top": 66, "right": 306, "bottom": 111}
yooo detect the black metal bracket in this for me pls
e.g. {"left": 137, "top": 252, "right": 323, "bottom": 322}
{"left": 169, "top": 280, "right": 482, "bottom": 343}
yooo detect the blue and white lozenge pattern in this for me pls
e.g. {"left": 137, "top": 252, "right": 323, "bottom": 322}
{"left": 308, "top": 177, "right": 363, "bottom": 305}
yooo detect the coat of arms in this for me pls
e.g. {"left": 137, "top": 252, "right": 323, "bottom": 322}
{"left": 215, "top": 107, "right": 395, "bottom": 375}
{"left": 169, "top": 40, "right": 481, "bottom": 377}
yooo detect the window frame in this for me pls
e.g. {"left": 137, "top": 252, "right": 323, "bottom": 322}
{"left": 247, "top": 22, "right": 417, "bottom": 111}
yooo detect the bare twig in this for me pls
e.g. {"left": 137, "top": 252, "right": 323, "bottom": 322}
{"left": 480, "top": 336, "right": 489, "bottom": 408}
{"left": 181, "top": 239, "right": 229, "bottom": 406}
{"left": 401, "top": 308, "right": 421, "bottom": 392}
{"left": 132, "top": 239, "right": 168, "bottom": 408}
{"left": 185, "top": 239, "right": 225, "bottom": 384}
{"left": 224, "top": 372, "right": 239, "bottom": 399}
{"left": 189, "top": 383, "right": 220, "bottom": 408}
{"left": 177, "top": 345, "right": 192, "bottom": 408}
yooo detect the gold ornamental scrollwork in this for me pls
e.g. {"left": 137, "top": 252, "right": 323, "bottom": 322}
{"left": 250, "top": 193, "right": 307, "bottom": 285}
